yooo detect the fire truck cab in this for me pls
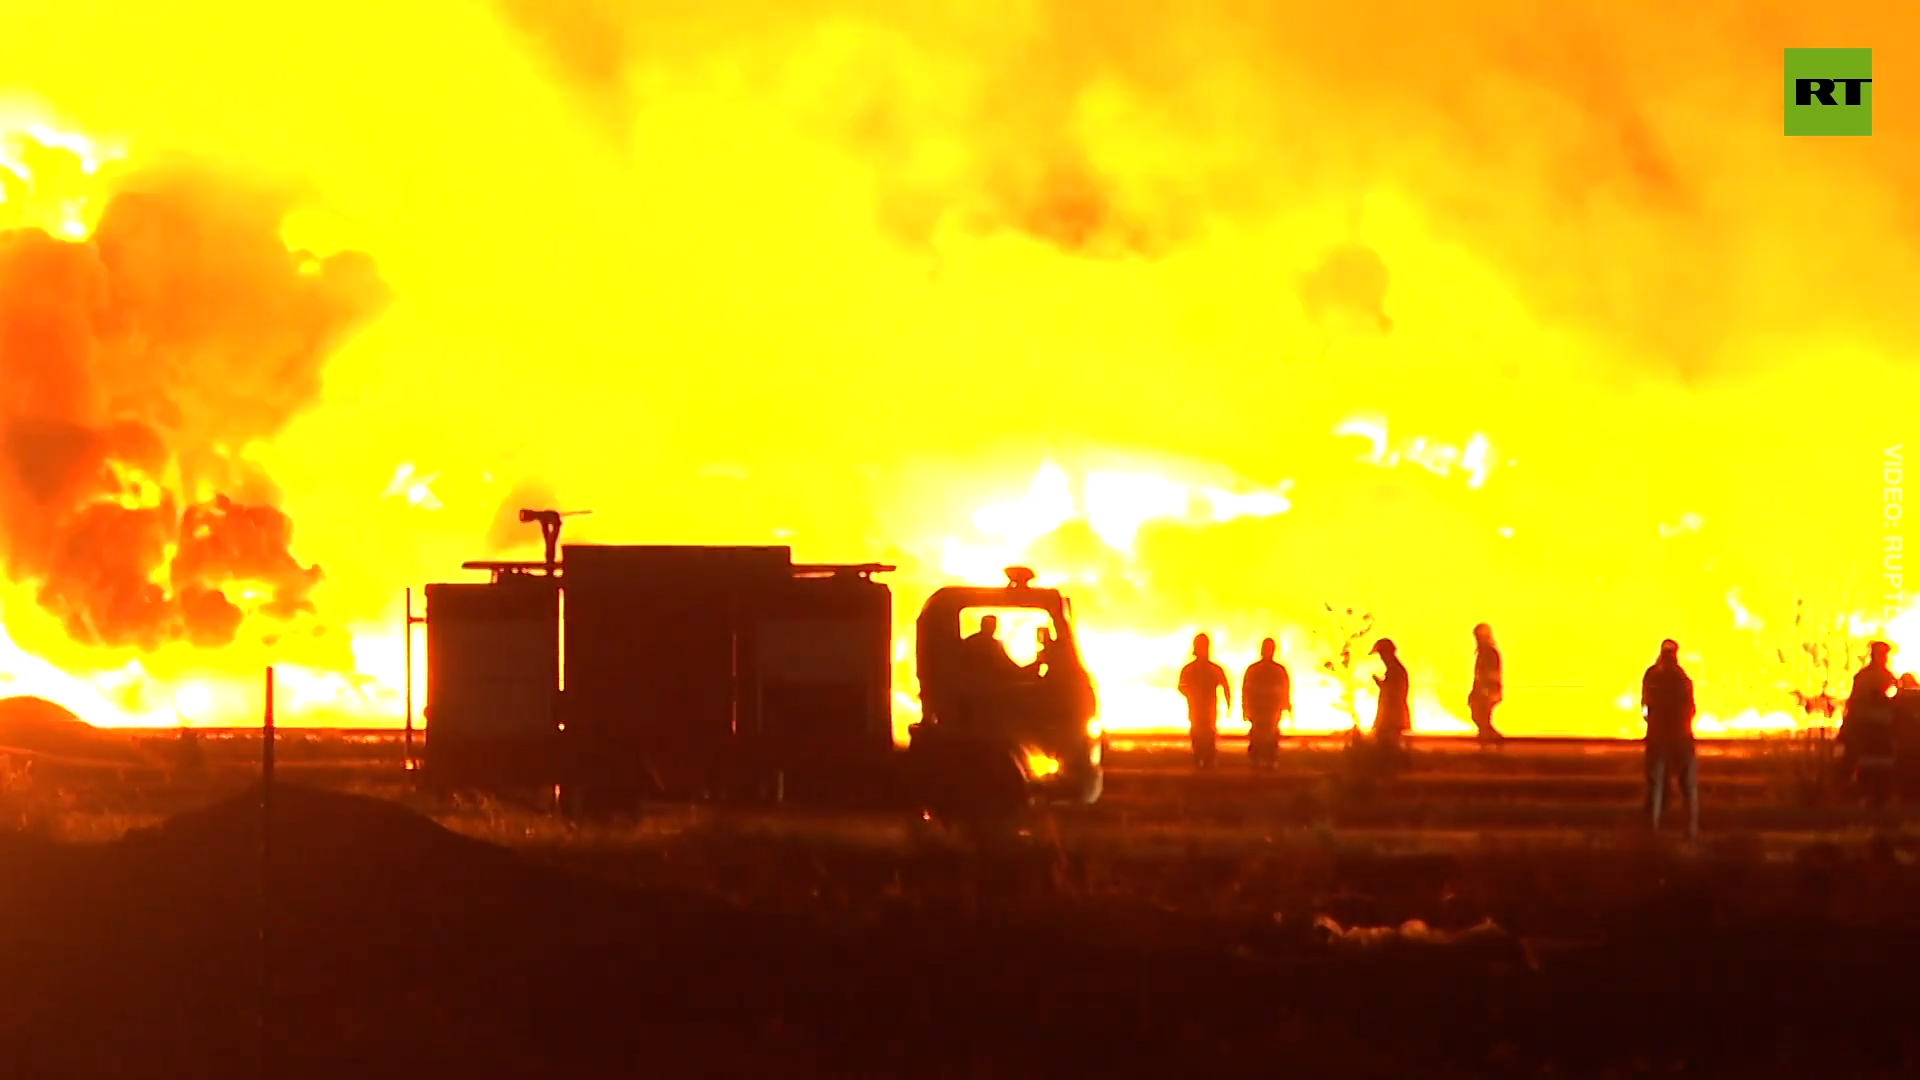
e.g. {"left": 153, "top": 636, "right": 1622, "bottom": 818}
{"left": 907, "top": 570, "right": 1105, "bottom": 818}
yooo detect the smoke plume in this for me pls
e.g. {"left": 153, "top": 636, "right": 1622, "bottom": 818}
{"left": 0, "top": 160, "right": 389, "bottom": 652}
{"left": 2, "top": 0, "right": 1913, "bottom": 730}
{"left": 496, "top": 0, "right": 1920, "bottom": 370}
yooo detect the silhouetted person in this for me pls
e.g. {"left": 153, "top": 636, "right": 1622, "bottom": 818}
{"left": 1370, "top": 638, "right": 1410, "bottom": 756}
{"left": 965, "top": 615, "right": 1021, "bottom": 680}
{"left": 1242, "top": 638, "right": 1292, "bottom": 770}
{"left": 1179, "top": 633, "right": 1232, "bottom": 769}
{"left": 1469, "top": 623, "right": 1505, "bottom": 747}
{"left": 1641, "top": 639, "right": 1698, "bottom": 840}
{"left": 1842, "top": 641, "right": 1898, "bottom": 809}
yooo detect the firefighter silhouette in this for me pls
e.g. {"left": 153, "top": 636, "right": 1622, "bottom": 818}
{"left": 1641, "top": 638, "right": 1698, "bottom": 840}
{"left": 1242, "top": 638, "right": 1291, "bottom": 770}
{"left": 1469, "top": 623, "right": 1505, "bottom": 746}
{"left": 1841, "top": 641, "right": 1898, "bottom": 809}
{"left": 1178, "top": 633, "right": 1232, "bottom": 769}
{"left": 1370, "top": 638, "right": 1410, "bottom": 755}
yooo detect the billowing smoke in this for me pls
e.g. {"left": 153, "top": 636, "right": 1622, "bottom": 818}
{"left": 1, "top": 0, "right": 1913, "bottom": 730}
{"left": 496, "top": 0, "right": 1920, "bottom": 368}
{"left": 0, "top": 160, "right": 388, "bottom": 652}
{"left": 475, "top": 0, "right": 1920, "bottom": 724}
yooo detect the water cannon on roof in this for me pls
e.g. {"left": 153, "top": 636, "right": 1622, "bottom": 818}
{"left": 519, "top": 508, "right": 593, "bottom": 574}
{"left": 461, "top": 507, "right": 593, "bottom": 580}
{"left": 1005, "top": 566, "right": 1037, "bottom": 589}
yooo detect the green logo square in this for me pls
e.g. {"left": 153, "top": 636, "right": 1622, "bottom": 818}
{"left": 1785, "top": 48, "right": 1873, "bottom": 136}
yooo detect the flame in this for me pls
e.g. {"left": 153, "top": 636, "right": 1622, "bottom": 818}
{"left": 1023, "top": 748, "right": 1062, "bottom": 779}
{"left": 1334, "top": 417, "right": 1494, "bottom": 489}
{"left": 382, "top": 464, "right": 443, "bottom": 511}
{"left": 1, "top": 3, "right": 1917, "bottom": 741}
{"left": 925, "top": 453, "right": 1481, "bottom": 736}
{"left": 0, "top": 118, "right": 122, "bottom": 240}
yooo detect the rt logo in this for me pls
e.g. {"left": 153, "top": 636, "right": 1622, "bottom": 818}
{"left": 1785, "top": 48, "right": 1872, "bottom": 136}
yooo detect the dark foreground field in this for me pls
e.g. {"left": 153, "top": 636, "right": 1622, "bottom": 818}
{"left": 0, "top": 724, "right": 1916, "bottom": 1076}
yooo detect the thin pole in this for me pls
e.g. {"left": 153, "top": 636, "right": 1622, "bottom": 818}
{"left": 405, "top": 589, "right": 428, "bottom": 773}
{"left": 404, "top": 587, "right": 414, "bottom": 770}
{"left": 261, "top": 665, "right": 276, "bottom": 1078}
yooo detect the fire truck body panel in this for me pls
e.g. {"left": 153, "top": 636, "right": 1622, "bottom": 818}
{"left": 422, "top": 578, "right": 561, "bottom": 787}
{"left": 419, "top": 537, "right": 1098, "bottom": 816}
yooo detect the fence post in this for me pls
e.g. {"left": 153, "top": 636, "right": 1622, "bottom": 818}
{"left": 404, "top": 587, "right": 414, "bottom": 770}
{"left": 261, "top": 665, "right": 275, "bottom": 1077}
{"left": 405, "top": 588, "right": 427, "bottom": 772}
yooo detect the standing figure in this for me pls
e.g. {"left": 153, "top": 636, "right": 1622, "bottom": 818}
{"left": 1178, "top": 633, "right": 1232, "bottom": 769}
{"left": 1370, "top": 638, "right": 1411, "bottom": 756}
{"left": 1242, "top": 638, "right": 1292, "bottom": 770}
{"left": 1469, "top": 623, "right": 1505, "bottom": 747}
{"left": 1841, "top": 641, "right": 1898, "bottom": 809}
{"left": 1641, "top": 638, "right": 1699, "bottom": 841}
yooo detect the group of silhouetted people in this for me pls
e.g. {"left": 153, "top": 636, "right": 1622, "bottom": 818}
{"left": 1637, "top": 637, "right": 1920, "bottom": 835}
{"left": 1174, "top": 625, "right": 1507, "bottom": 774}
{"left": 1837, "top": 640, "right": 1920, "bottom": 809}
{"left": 1637, "top": 636, "right": 1920, "bottom": 836}
{"left": 1169, "top": 627, "right": 1920, "bottom": 840}
{"left": 1172, "top": 636, "right": 1295, "bottom": 770}
{"left": 958, "top": 608, "right": 1913, "bottom": 838}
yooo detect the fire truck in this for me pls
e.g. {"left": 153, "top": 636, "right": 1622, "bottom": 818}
{"left": 414, "top": 510, "right": 1105, "bottom": 820}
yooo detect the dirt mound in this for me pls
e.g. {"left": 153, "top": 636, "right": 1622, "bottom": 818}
{"left": 0, "top": 695, "right": 83, "bottom": 728}
{"left": 0, "top": 784, "right": 838, "bottom": 1074}
{"left": 0, "top": 697, "right": 144, "bottom": 764}
{"left": 114, "top": 783, "right": 742, "bottom": 941}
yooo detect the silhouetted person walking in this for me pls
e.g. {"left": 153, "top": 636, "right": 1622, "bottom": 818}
{"left": 1179, "top": 633, "right": 1232, "bottom": 769}
{"left": 1641, "top": 639, "right": 1698, "bottom": 841}
{"left": 1469, "top": 623, "right": 1505, "bottom": 746}
{"left": 1242, "top": 638, "right": 1291, "bottom": 770}
{"left": 1842, "top": 641, "right": 1898, "bottom": 809}
{"left": 1370, "top": 638, "right": 1410, "bottom": 757}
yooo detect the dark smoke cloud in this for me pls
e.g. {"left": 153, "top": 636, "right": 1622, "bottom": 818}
{"left": 0, "top": 155, "right": 389, "bottom": 652}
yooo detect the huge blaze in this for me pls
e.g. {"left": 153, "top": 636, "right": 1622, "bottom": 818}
{"left": 0, "top": 2, "right": 1915, "bottom": 738}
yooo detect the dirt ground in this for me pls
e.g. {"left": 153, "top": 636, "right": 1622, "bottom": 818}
{"left": 0, "top": 728, "right": 1913, "bottom": 1076}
